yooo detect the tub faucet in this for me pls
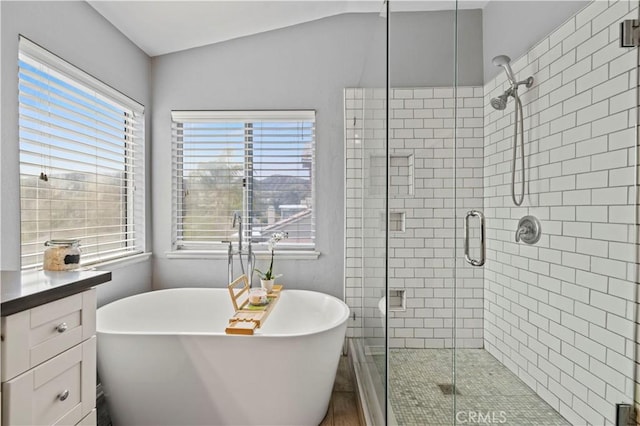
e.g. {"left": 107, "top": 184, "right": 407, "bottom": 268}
{"left": 222, "top": 241, "right": 233, "bottom": 286}
{"left": 231, "top": 211, "right": 254, "bottom": 284}
{"left": 232, "top": 211, "right": 242, "bottom": 254}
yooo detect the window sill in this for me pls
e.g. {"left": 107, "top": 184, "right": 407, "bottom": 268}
{"left": 165, "top": 250, "right": 320, "bottom": 260}
{"left": 89, "top": 252, "right": 153, "bottom": 270}
{"left": 23, "top": 252, "right": 153, "bottom": 273}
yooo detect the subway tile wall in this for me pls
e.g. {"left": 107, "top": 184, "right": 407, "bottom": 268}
{"left": 345, "top": 86, "right": 485, "bottom": 349}
{"left": 345, "top": 88, "right": 386, "bottom": 348}
{"left": 483, "top": 1, "right": 638, "bottom": 423}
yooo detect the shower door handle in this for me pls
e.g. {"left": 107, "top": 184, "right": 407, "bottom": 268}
{"left": 464, "top": 210, "right": 486, "bottom": 267}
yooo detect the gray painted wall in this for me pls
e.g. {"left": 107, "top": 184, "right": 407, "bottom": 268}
{"left": 483, "top": 0, "right": 590, "bottom": 82}
{"left": 151, "top": 13, "right": 385, "bottom": 298}
{"left": 390, "top": 10, "right": 484, "bottom": 86}
{"left": 151, "top": 11, "right": 483, "bottom": 298}
{"left": 0, "top": 1, "right": 153, "bottom": 306}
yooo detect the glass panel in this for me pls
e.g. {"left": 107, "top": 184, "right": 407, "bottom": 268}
{"left": 349, "top": 1, "right": 640, "bottom": 424}
{"left": 343, "top": 8, "right": 388, "bottom": 425}
{"left": 383, "top": 0, "right": 639, "bottom": 425}
{"left": 387, "top": 1, "right": 459, "bottom": 424}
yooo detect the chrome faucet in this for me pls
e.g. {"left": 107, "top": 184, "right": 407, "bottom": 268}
{"left": 223, "top": 240, "right": 233, "bottom": 286}
{"left": 232, "top": 211, "right": 242, "bottom": 254}
{"left": 229, "top": 211, "right": 255, "bottom": 286}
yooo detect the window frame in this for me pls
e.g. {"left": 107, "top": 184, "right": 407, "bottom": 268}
{"left": 18, "top": 36, "right": 146, "bottom": 269}
{"left": 171, "top": 110, "right": 316, "bottom": 253}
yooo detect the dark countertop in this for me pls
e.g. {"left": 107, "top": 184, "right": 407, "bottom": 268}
{"left": 1, "top": 269, "right": 112, "bottom": 316}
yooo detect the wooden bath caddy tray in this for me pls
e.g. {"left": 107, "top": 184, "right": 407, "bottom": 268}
{"left": 225, "top": 274, "right": 283, "bottom": 335}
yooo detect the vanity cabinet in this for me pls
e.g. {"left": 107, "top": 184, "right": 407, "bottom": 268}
{"left": 1, "top": 289, "right": 97, "bottom": 426}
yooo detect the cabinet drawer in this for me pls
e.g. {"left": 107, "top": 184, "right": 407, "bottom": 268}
{"left": 2, "top": 337, "right": 96, "bottom": 426}
{"left": 2, "top": 289, "right": 96, "bottom": 381}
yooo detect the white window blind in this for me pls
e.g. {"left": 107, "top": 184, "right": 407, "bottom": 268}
{"left": 171, "top": 110, "right": 315, "bottom": 250}
{"left": 19, "top": 36, "right": 145, "bottom": 269}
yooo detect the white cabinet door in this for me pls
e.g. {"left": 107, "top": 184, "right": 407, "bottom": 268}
{"left": 2, "top": 337, "right": 96, "bottom": 426}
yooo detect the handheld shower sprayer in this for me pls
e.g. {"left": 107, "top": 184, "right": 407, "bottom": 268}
{"left": 490, "top": 54, "right": 534, "bottom": 207}
{"left": 491, "top": 55, "right": 534, "bottom": 90}
{"left": 492, "top": 55, "right": 517, "bottom": 86}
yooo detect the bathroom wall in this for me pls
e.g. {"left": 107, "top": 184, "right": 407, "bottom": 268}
{"left": 345, "top": 86, "right": 485, "bottom": 348}
{"left": 482, "top": 1, "right": 590, "bottom": 82}
{"left": 151, "top": 11, "right": 483, "bottom": 298}
{"left": 343, "top": 3, "right": 587, "bottom": 348}
{"left": 389, "top": 10, "right": 483, "bottom": 87}
{"left": 0, "top": 1, "right": 153, "bottom": 305}
{"left": 483, "top": 0, "right": 638, "bottom": 423}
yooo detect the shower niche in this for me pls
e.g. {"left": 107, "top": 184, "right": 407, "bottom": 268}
{"left": 366, "top": 153, "right": 414, "bottom": 196}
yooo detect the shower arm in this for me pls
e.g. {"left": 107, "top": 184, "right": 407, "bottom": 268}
{"left": 514, "top": 76, "right": 534, "bottom": 89}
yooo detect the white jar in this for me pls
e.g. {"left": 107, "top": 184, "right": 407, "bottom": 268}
{"left": 248, "top": 287, "right": 268, "bottom": 305}
{"left": 43, "top": 239, "right": 81, "bottom": 271}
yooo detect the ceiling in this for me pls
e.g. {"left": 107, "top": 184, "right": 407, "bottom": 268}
{"left": 87, "top": 1, "right": 489, "bottom": 57}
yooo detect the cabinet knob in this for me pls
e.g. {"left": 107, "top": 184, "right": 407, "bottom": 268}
{"left": 56, "top": 322, "right": 68, "bottom": 333}
{"left": 58, "top": 389, "right": 70, "bottom": 402}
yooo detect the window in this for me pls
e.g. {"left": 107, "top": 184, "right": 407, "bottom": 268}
{"left": 19, "top": 36, "right": 145, "bottom": 269}
{"left": 171, "top": 110, "right": 315, "bottom": 251}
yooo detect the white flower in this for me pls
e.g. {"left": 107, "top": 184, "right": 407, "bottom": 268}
{"left": 267, "top": 232, "right": 288, "bottom": 251}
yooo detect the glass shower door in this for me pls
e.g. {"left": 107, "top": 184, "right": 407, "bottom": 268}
{"left": 387, "top": 0, "right": 640, "bottom": 425}
{"left": 385, "top": 2, "right": 463, "bottom": 424}
{"left": 351, "top": 1, "right": 639, "bottom": 424}
{"left": 344, "top": 10, "right": 388, "bottom": 422}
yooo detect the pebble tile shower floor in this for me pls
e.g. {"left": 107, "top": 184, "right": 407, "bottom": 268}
{"left": 375, "top": 349, "right": 570, "bottom": 426}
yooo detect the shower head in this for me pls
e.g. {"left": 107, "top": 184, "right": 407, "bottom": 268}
{"left": 492, "top": 55, "right": 517, "bottom": 86}
{"left": 490, "top": 92, "right": 510, "bottom": 110}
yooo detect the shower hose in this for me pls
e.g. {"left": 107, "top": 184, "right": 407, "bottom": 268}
{"left": 511, "top": 91, "right": 525, "bottom": 206}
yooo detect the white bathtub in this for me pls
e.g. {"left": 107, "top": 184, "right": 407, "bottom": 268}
{"left": 96, "top": 288, "right": 349, "bottom": 426}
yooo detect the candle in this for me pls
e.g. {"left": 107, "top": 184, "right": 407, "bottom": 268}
{"left": 248, "top": 288, "right": 268, "bottom": 305}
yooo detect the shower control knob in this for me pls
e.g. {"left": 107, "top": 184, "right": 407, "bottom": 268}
{"left": 515, "top": 215, "right": 541, "bottom": 244}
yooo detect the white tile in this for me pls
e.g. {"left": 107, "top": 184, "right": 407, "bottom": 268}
{"left": 589, "top": 357, "right": 626, "bottom": 392}
{"left": 576, "top": 64, "right": 608, "bottom": 93}
{"left": 576, "top": 170, "right": 608, "bottom": 189}
{"left": 590, "top": 149, "right": 628, "bottom": 171}
{"left": 576, "top": 100, "right": 608, "bottom": 125}
{"left": 562, "top": 56, "right": 592, "bottom": 85}
{"left": 590, "top": 257, "right": 627, "bottom": 280}
{"left": 562, "top": 90, "right": 592, "bottom": 114}
{"left": 592, "top": 73, "right": 628, "bottom": 103}
{"left": 550, "top": 49, "right": 577, "bottom": 77}
{"left": 590, "top": 187, "right": 628, "bottom": 205}
{"left": 608, "top": 127, "right": 635, "bottom": 150}
{"left": 549, "top": 16, "right": 575, "bottom": 48}
{"left": 608, "top": 49, "right": 636, "bottom": 78}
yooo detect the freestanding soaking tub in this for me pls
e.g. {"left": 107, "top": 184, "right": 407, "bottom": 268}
{"left": 96, "top": 288, "right": 349, "bottom": 426}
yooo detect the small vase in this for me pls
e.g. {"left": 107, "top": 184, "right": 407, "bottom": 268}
{"left": 260, "top": 279, "right": 275, "bottom": 293}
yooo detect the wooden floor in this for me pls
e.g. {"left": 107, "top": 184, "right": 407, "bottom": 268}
{"left": 98, "top": 355, "right": 362, "bottom": 426}
{"left": 319, "top": 355, "right": 363, "bottom": 426}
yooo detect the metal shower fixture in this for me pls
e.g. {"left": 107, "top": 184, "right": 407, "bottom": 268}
{"left": 489, "top": 54, "right": 534, "bottom": 206}
{"left": 492, "top": 55, "right": 534, "bottom": 90}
